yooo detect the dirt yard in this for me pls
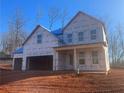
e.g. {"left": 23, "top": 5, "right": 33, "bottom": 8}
{"left": 0, "top": 69, "right": 124, "bottom": 93}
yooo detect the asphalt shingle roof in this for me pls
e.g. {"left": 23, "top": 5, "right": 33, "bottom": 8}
{"left": 14, "top": 47, "right": 23, "bottom": 54}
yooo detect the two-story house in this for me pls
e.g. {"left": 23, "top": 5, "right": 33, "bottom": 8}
{"left": 13, "top": 11, "right": 110, "bottom": 72}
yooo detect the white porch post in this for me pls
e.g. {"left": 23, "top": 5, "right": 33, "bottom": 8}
{"left": 53, "top": 50, "right": 58, "bottom": 71}
{"left": 12, "top": 58, "right": 15, "bottom": 70}
{"left": 74, "top": 48, "right": 77, "bottom": 71}
{"left": 55, "top": 51, "right": 59, "bottom": 71}
{"left": 102, "top": 46, "right": 110, "bottom": 72}
{"left": 22, "top": 57, "right": 26, "bottom": 71}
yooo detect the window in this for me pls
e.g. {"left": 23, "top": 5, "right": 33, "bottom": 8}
{"left": 92, "top": 51, "right": 98, "bottom": 64}
{"left": 79, "top": 59, "right": 85, "bottom": 64}
{"left": 67, "top": 34, "right": 72, "bottom": 43}
{"left": 37, "top": 34, "right": 42, "bottom": 44}
{"left": 78, "top": 32, "right": 84, "bottom": 41}
{"left": 69, "top": 54, "right": 73, "bottom": 65}
{"left": 79, "top": 52, "right": 85, "bottom": 64}
{"left": 91, "top": 30, "right": 96, "bottom": 40}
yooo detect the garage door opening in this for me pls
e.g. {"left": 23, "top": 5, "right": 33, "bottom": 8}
{"left": 26, "top": 55, "right": 53, "bottom": 71}
{"left": 14, "top": 58, "right": 22, "bottom": 70}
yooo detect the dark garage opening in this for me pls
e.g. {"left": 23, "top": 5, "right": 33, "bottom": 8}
{"left": 14, "top": 58, "right": 22, "bottom": 70}
{"left": 27, "top": 55, "right": 53, "bottom": 71}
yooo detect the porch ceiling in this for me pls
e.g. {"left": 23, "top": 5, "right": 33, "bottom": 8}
{"left": 54, "top": 42, "right": 106, "bottom": 51}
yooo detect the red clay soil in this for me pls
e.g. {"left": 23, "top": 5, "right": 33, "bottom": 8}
{"left": 0, "top": 64, "right": 12, "bottom": 70}
{"left": 0, "top": 87, "right": 8, "bottom": 93}
{"left": 0, "top": 69, "right": 124, "bottom": 93}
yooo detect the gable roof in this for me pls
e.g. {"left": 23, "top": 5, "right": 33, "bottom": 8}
{"left": 62, "top": 11, "right": 106, "bottom": 34}
{"left": 22, "top": 25, "right": 60, "bottom": 46}
{"left": 22, "top": 25, "right": 41, "bottom": 45}
{"left": 51, "top": 28, "right": 62, "bottom": 36}
{"left": 51, "top": 28, "right": 65, "bottom": 44}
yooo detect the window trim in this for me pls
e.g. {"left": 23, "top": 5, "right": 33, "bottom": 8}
{"left": 79, "top": 52, "right": 85, "bottom": 65}
{"left": 78, "top": 32, "right": 84, "bottom": 41}
{"left": 67, "top": 34, "right": 72, "bottom": 43}
{"left": 37, "top": 34, "right": 42, "bottom": 44}
{"left": 90, "top": 30, "right": 97, "bottom": 40}
{"left": 92, "top": 51, "right": 99, "bottom": 64}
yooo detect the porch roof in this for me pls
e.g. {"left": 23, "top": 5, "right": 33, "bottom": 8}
{"left": 54, "top": 42, "right": 106, "bottom": 50}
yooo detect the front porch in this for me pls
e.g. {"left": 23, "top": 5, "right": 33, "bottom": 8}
{"left": 54, "top": 43, "right": 108, "bottom": 72}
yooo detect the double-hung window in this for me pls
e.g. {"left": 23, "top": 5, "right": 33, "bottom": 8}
{"left": 78, "top": 32, "right": 84, "bottom": 41}
{"left": 67, "top": 34, "right": 72, "bottom": 43}
{"left": 79, "top": 52, "right": 85, "bottom": 64}
{"left": 92, "top": 51, "right": 98, "bottom": 64}
{"left": 37, "top": 34, "right": 42, "bottom": 44}
{"left": 91, "top": 30, "right": 96, "bottom": 40}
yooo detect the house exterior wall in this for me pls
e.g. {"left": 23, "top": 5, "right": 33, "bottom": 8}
{"left": 63, "top": 13, "right": 106, "bottom": 45}
{"left": 23, "top": 27, "right": 58, "bottom": 56}
{"left": 76, "top": 48, "right": 106, "bottom": 71}
{"left": 56, "top": 12, "right": 109, "bottom": 71}
{"left": 56, "top": 51, "right": 74, "bottom": 70}
{"left": 13, "top": 11, "right": 110, "bottom": 72}
{"left": 56, "top": 47, "right": 108, "bottom": 71}
{"left": 22, "top": 27, "right": 59, "bottom": 70}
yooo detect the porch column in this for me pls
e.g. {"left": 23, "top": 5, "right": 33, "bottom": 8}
{"left": 12, "top": 58, "right": 15, "bottom": 70}
{"left": 74, "top": 48, "right": 77, "bottom": 71}
{"left": 53, "top": 50, "right": 58, "bottom": 71}
{"left": 102, "top": 46, "right": 110, "bottom": 72}
{"left": 55, "top": 51, "right": 59, "bottom": 71}
{"left": 22, "top": 56, "right": 26, "bottom": 71}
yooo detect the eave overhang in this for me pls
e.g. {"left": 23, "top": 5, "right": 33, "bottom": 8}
{"left": 54, "top": 42, "right": 107, "bottom": 51}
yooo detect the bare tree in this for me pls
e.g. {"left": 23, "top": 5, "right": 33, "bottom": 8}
{"left": 99, "top": 17, "right": 124, "bottom": 66}
{"left": 0, "top": 33, "right": 2, "bottom": 52}
{"left": 116, "top": 25, "right": 124, "bottom": 64}
{"left": 109, "top": 24, "right": 124, "bottom": 66}
{"left": 60, "top": 8, "right": 68, "bottom": 29}
{"left": 35, "top": 8, "right": 42, "bottom": 25}
{"left": 1, "top": 9, "right": 27, "bottom": 54}
{"left": 48, "top": 7, "right": 60, "bottom": 30}
{"left": 1, "top": 33, "right": 10, "bottom": 54}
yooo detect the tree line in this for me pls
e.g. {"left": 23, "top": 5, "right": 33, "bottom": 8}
{"left": 108, "top": 24, "right": 124, "bottom": 67}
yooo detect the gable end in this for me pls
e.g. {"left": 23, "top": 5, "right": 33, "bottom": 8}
{"left": 22, "top": 25, "right": 59, "bottom": 46}
{"left": 62, "top": 11, "right": 106, "bottom": 34}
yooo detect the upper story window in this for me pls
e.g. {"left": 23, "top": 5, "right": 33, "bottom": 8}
{"left": 37, "top": 34, "right": 42, "bottom": 44}
{"left": 91, "top": 30, "right": 97, "bottom": 40}
{"left": 67, "top": 34, "right": 72, "bottom": 43}
{"left": 92, "top": 51, "right": 98, "bottom": 64}
{"left": 78, "top": 32, "right": 84, "bottom": 41}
